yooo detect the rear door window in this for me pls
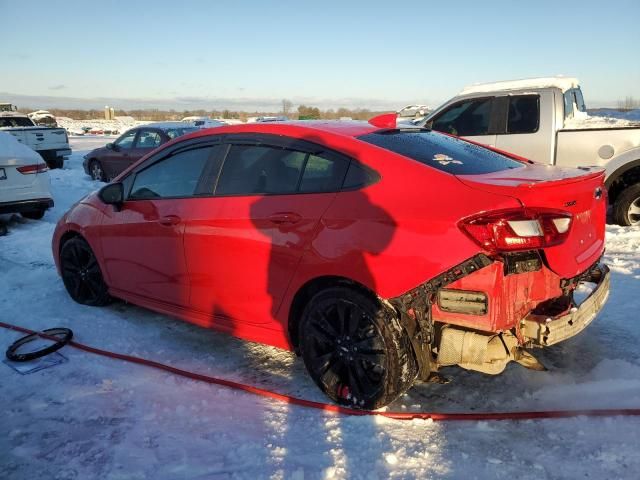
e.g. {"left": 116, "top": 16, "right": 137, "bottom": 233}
{"left": 506, "top": 95, "right": 540, "bottom": 134}
{"left": 135, "top": 130, "right": 162, "bottom": 148}
{"left": 215, "top": 144, "right": 351, "bottom": 196}
{"left": 215, "top": 145, "right": 305, "bottom": 195}
{"left": 358, "top": 130, "right": 523, "bottom": 175}
{"left": 431, "top": 98, "right": 493, "bottom": 136}
{"left": 299, "top": 153, "right": 349, "bottom": 193}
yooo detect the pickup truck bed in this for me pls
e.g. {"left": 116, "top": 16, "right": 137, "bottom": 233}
{"left": 0, "top": 114, "right": 72, "bottom": 169}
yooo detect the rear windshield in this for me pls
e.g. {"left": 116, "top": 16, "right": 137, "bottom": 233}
{"left": 358, "top": 130, "right": 524, "bottom": 175}
{"left": 0, "top": 116, "right": 34, "bottom": 127}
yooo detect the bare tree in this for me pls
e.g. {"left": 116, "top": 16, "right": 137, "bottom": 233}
{"left": 281, "top": 99, "right": 293, "bottom": 116}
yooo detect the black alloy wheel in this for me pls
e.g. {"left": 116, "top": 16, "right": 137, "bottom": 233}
{"left": 60, "top": 237, "right": 111, "bottom": 306}
{"left": 299, "top": 286, "right": 417, "bottom": 410}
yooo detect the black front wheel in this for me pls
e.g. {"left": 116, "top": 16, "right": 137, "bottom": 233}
{"left": 60, "top": 237, "right": 111, "bottom": 306}
{"left": 299, "top": 286, "right": 417, "bottom": 410}
{"left": 89, "top": 160, "right": 106, "bottom": 182}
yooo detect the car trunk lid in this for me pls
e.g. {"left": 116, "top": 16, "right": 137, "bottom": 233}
{"left": 457, "top": 164, "right": 606, "bottom": 278}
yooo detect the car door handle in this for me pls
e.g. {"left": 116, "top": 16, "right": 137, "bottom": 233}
{"left": 158, "top": 215, "right": 181, "bottom": 226}
{"left": 268, "top": 212, "right": 302, "bottom": 225}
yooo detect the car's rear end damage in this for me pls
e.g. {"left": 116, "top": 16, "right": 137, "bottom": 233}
{"left": 382, "top": 137, "right": 610, "bottom": 379}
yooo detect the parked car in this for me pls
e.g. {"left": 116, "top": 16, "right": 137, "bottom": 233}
{"left": 417, "top": 77, "right": 640, "bottom": 226}
{"left": 53, "top": 120, "right": 609, "bottom": 409}
{"left": 0, "top": 112, "right": 72, "bottom": 169}
{"left": 396, "top": 104, "right": 430, "bottom": 125}
{"left": 28, "top": 110, "right": 58, "bottom": 127}
{"left": 0, "top": 132, "right": 53, "bottom": 220}
{"left": 181, "top": 116, "right": 226, "bottom": 129}
{"left": 82, "top": 122, "right": 198, "bottom": 181}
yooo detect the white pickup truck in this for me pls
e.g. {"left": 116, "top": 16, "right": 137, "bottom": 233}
{"left": 0, "top": 111, "right": 72, "bottom": 169}
{"left": 419, "top": 77, "right": 640, "bottom": 226}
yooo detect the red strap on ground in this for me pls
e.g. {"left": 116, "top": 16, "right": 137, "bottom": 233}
{"left": 2, "top": 320, "right": 640, "bottom": 422}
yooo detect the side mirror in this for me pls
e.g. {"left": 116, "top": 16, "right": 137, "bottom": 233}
{"left": 105, "top": 142, "right": 116, "bottom": 150}
{"left": 98, "top": 182, "right": 124, "bottom": 211}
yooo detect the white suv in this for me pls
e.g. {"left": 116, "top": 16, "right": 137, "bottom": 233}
{"left": 0, "top": 132, "right": 54, "bottom": 221}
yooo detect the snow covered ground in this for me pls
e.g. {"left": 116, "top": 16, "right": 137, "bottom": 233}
{"left": 1, "top": 137, "right": 640, "bottom": 479}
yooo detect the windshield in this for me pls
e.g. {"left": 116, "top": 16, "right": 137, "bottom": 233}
{"left": 358, "top": 130, "right": 524, "bottom": 175}
{"left": 0, "top": 116, "right": 34, "bottom": 127}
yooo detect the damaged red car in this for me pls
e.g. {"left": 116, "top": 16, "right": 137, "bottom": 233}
{"left": 52, "top": 119, "right": 610, "bottom": 409}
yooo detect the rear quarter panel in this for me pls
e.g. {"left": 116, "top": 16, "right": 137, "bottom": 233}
{"left": 556, "top": 127, "right": 640, "bottom": 169}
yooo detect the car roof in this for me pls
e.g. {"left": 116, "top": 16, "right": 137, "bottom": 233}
{"left": 182, "top": 120, "right": 380, "bottom": 141}
{"left": 137, "top": 122, "right": 198, "bottom": 130}
{"left": 460, "top": 76, "right": 580, "bottom": 95}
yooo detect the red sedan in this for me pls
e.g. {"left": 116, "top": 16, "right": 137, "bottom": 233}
{"left": 53, "top": 119, "right": 610, "bottom": 408}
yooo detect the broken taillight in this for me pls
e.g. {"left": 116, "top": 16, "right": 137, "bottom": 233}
{"left": 16, "top": 163, "right": 48, "bottom": 174}
{"left": 459, "top": 209, "right": 572, "bottom": 253}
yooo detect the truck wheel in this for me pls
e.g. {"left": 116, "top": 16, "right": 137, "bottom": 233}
{"left": 21, "top": 210, "right": 45, "bottom": 220}
{"left": 60, "top": 237, "right": 111, "bottom": 306}
{"left": 42, "top": 152, "right": 63, "bottom": 169}
{"left": 89, "top": 160, "right": 106, "bottom": 181}
{"left": 613, "top": 183, "right": 640, "bottom": 226}
{"left": 298, "top": 286, "right": 418, "bottom": 409}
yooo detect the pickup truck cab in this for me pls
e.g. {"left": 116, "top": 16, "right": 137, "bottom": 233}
{"left": 420, "top": 77, "right": 640, "bottom": 226}
{"left": 0, "top": 112, "right": 72, "bottom": 169}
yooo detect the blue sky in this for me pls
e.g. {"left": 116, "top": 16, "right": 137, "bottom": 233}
{"left": 1, "top": 0, "right": 638, "bottom": 111}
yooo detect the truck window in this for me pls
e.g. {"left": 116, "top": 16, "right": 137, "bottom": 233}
{"left": 563, "top": 88, "right": 586, "bottom": 119}
{"left": 0, "top": 116, "right": 34, "bottom": 127}
{"left": 507, "top": 95, "right": 539, "bottom": 134}
{"left": 431, "top": 98, "right": 493, "bottom": 136}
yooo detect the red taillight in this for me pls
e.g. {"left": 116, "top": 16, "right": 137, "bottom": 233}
{"left": 17, "top": 163, "right": 48, "bottom": 174}
{"left": 459, "top": 209, "right": 572, "bottom": 253}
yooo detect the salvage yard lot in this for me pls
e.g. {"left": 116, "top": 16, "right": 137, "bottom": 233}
{"left": 2, "top": 137, "right": 640, "bottom": 479}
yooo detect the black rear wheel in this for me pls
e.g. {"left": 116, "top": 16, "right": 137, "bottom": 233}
{"left": 613, "top": 183, "right": 640, "bottom": 226}
{"left": 60, "top": 237, "right": 111, "bottom": 306}
{"left": 299, "top": 286, "right": 417, "bottom": 409}
{"left": 21, "top": 209, "right": 45, "bottom": 220}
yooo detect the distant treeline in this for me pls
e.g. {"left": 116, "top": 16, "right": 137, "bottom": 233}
{"left": 46, "top": 105, "right": 391, "bottom": 122}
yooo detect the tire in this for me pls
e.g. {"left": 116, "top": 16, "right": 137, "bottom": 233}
{"left": 60, "top": 237, "right": 111, "bottom": 306}
{"left": 21, "top": 209, "right": 45, "bottom": 220}
{"left": 42, "top": 152, "right": 63, "bottom": 169}
{"left": 298, "top": 286, "right": 418, "bottom": 410}
{"left": 89, "top": 159, "right": 106, "bottom": 182}
{"left": 613, "top": 183, "right": 640, "bottom": 226}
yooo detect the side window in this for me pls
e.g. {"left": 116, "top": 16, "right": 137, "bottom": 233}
{"left": 431, "top": 98, "right": 493, "bottom": 136}
{"left": 342, "top": 161, "right": 380, "bottom": 190}
{"left": 215, "top": 145, "right": 305, "bottom": 195}
{"left": 299, "top": 153, "right": 349, "bottom": 193}
{"left": 507, "top": 95, "right": 540, "bottom": 134}
{"left": 574, "top": 88, "right": 586, "bottom": 112}
{"left": 563, "top": 90, "right": 575, "bottom": 119}
{"left": 115, "top": 130, "right": 137, "bottom": 149}
{"left": 136, "top": 130, "right": 162, "bottom": 148}
{"left": 128, "top": 146, "right": 212, "bottom": 200}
